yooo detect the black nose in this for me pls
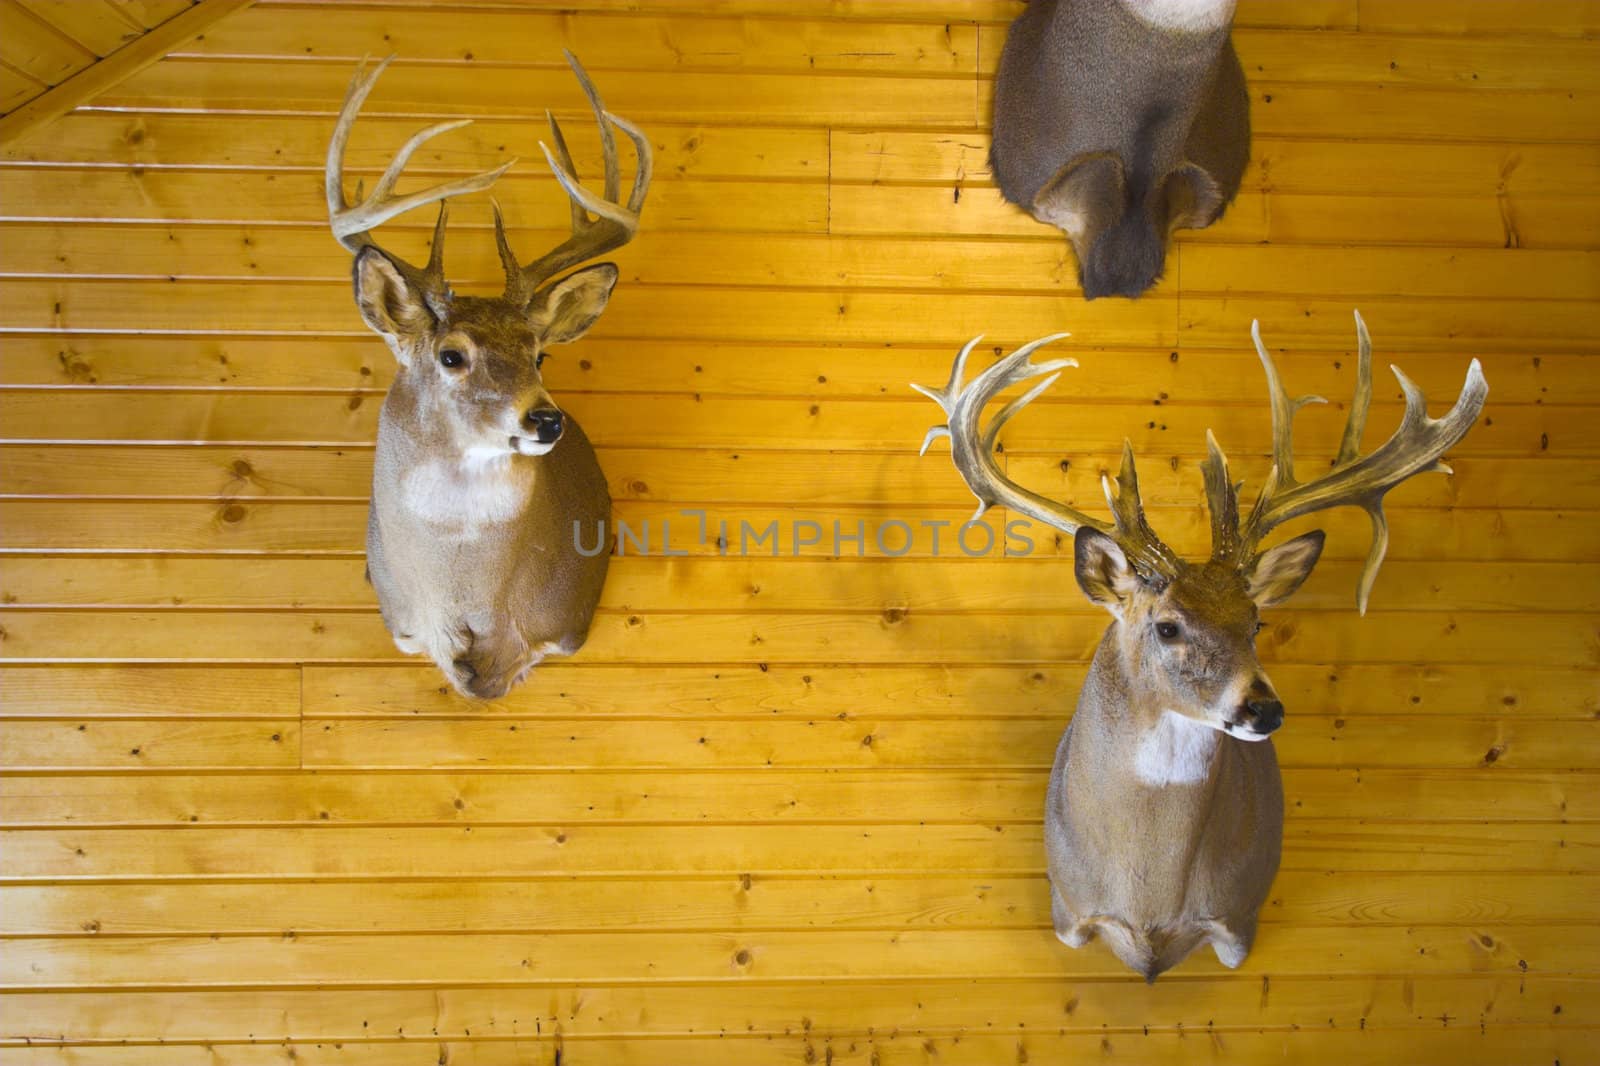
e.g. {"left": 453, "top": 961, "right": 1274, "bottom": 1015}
{"left": 523, "top": 407, "right": 564, "bottom": 444}
{"left": 1244, "top": 698, "right": 1284, "bottom": 734}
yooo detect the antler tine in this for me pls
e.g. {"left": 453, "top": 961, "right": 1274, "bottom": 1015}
{"left": 914, "top": 334, "right": 1102, "bottom": 530}
{"left": 503, "top": 51, "right": 655, "bottom": 305}
{"left": 1239, "top": 314, "right": 1489, "bottom": 613}
{"left": 1101, "top": 441, "right": 1184, "bottom": 578}
{"left": 564, "top": 46, "right": 620, "bottom": 206}
{"left": 1203, "top": 429, "right": 1243, "bottom": 563}
{"left": 1335, "top": 309, "right": 1374, "bottom": 467}
{"left": 325, "top": 54, "right": 515, "bottom": 298}
{"left": 606, "top": 110, "right": 654, "bottom": 216}
{"left": 915, "top": 334, "right": 1181, "bottom": 579}
{"left": 1249, "top": 319, "right": 1328, "bottom": 493}
{"left": 490, "top": 197, "right": 521, "bottom": 286}
{"left": 541, "top": 103, "right": 587, "bottom": 236}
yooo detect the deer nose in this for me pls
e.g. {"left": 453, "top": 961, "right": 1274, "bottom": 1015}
{"left": 523, "top": 407, "right": 564, "bottom": 444}
{"left": 1244, "top": 698, "right": 1284, "bottom": 734}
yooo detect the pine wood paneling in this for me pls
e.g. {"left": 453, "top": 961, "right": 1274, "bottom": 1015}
{"left": 0, "top": 1031, "right": 1592, "bottom": 1066}
{"left": 5, "top": 768, "right": 1593, "bottom": 826}
{"left": 12, "top": 2, "right": 144, "bottom": 57}
{"left": 1, "top": 1, "right": 1597, "bottom": 1062}
{"left": 7, "top": 872, "right": 1596, "bottom": 934}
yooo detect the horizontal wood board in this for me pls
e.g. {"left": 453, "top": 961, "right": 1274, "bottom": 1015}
{"left": 0, "top": 1, "right": 1597, "bottom": 1062}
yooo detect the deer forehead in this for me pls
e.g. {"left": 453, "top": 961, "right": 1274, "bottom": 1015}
{"left": 442, "top": 299, "right": 543, "bottom": 355}
{"left": 1143, "top": 565, "right": 1257, "bottom": 631}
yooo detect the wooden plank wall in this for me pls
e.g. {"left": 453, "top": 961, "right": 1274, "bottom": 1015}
{"left": 1, "top": 1, "right": 1597, "bottom": 1062}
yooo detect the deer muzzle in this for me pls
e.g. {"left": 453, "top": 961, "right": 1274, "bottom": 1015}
{"left": 1241, "top": 697, "right": 1283, "bottom": 734}
{"left": 1225, "top": 678, "right": 1283, "bottom": 739}
{"left": 522, "top": 406, "right": 565, "bottom": 445}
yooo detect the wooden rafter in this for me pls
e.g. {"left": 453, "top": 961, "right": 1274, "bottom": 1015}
{"left": 0, "top": 0, "right": 254, "bottom": 148}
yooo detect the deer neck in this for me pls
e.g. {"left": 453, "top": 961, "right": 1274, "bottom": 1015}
{"left": 1077, "top": 626, "right": 1223, "bottom": 792}
{"left": 1118, "top": 0, "right": 1236, "bottom": 35}
{"left": 379, "top": 387, "right": 537, "bottom": 533}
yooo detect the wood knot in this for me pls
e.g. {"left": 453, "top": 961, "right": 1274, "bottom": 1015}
{"left": 219, "top": 504, "right": 247, "bottom": 524}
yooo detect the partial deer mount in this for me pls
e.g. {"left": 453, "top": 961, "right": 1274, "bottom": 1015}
{"left": 916, "top": 313, "right": 1487, "bottom": 979}
{"left": 990, "top": 0, "right": 1250, "bottom": 299}
{"left": 326, "top": 52, "right": 652, "bottom": 699}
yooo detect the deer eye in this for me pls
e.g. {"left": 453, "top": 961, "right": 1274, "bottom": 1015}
{"left": 438, "top": 348, "right": 466, "bottom": 370}
{"left": 535, "top": 352, "right": 549, "bottom": 369}
{"left": 1254, "top": 621, "right": 1268, "bottom": 635}
{"left": 1155, "top": 621, "right": 1181, "bottom": 641}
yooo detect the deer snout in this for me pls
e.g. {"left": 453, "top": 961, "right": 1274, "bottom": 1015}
{"left": 1226, "top": 678, "right": 1283, "bottom": 739}
{"left": 1242, "top": 698, "right": 1283, "bottom": 734}
{"left": 522, "top": 406, "right": 564, "bottom": 445}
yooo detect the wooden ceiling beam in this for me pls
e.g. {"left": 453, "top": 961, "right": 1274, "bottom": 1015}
{"left": 0, "top": 0, "right": 253, "bottom": 148}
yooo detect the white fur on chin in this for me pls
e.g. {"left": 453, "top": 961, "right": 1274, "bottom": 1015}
{"left": 512, "top": 437, "right": 558, "bottom": 457}
{"left": 1223, "top": 720, "right": 1275, "bottom": 743}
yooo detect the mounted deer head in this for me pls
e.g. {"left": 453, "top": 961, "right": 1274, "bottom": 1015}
{"left": 990, "top": 0, "right": 1251, "bottom": 299}
{"left": 328, "top": 51, "right": 651, "bottom": 459}
{"left": 916, "top": 315, "right": 1487, "bottom": 979}
{"left": 327, "top": 52, "right": 651, "bottom": 699}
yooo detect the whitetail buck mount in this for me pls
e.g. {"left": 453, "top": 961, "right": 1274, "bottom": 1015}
{"left": 327, "top": 52, "right": 652, "bottom": 699}
{"left": 916, "top": 314, "right": 1488, "bottom": 980}
{"left": 990, "top": 0, "right": 1250, "bottom": 299}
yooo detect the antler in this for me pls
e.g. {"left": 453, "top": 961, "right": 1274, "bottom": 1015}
{"left": 914, "top": 336, "right": 1182, "bottom": 580}
{"left": 325, "top": 54, "right": 515, "bottom": 304}
{"left": 1227, "top": 311, "right": 1489, "bottom": 613}
{"left": 495, "top": 50, "right": 654, "bottom": 307}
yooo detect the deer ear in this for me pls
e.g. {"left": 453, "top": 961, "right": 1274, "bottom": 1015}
{"left": 352, "top": 247, "right": 434, "bottom": 359}
{"left": 1074, "top": 527, "right": 1138, "bottom": 611}
{"left": 1247, "top": 530, "right": 1326, "bottom": 607}
{"left": 530, "top": 263, "right": 619, "bottom": 345}
{"left": 1164, "top": 162, "right": 1225, "bottom": 232}
{"left": 1032, "top": 152, "right": 1124, "bottom": 242}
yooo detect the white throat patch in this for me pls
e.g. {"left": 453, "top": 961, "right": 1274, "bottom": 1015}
{"left": 1134, "top": 710, "right": 1221, "bottom": 787}
{"left": 400, "top": 452, "right": 532, "bottom": 534}
{"left": 1122, "top": 0, "right": 1235, "bottom": 33}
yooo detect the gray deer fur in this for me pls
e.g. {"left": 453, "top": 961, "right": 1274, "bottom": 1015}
{"left": 990, "top": 0, "right": 1250, "bottom": 298}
